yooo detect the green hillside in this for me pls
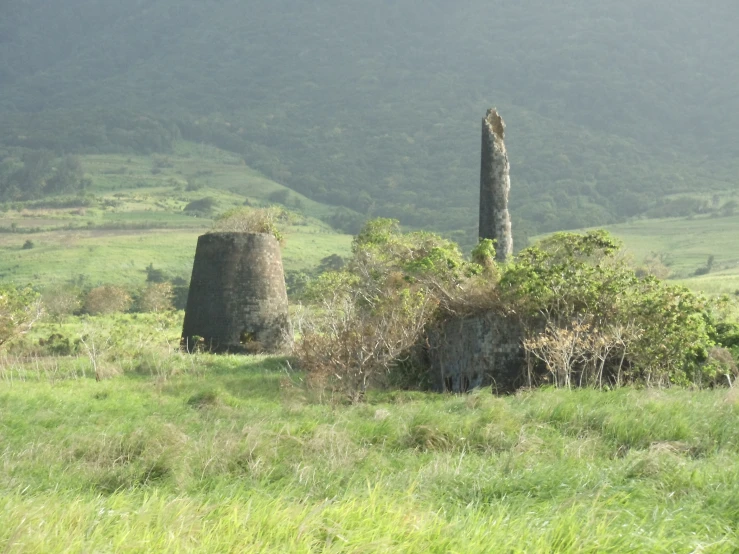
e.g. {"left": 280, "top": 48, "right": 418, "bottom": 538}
{"left": 0, "top": 142, "right": 736, "bottom": 296}
{"left": 0, "top": 145, "right": 353, "bottom": 288}
{"left": 1, "top": 0, "right": 738, "bottom": 240}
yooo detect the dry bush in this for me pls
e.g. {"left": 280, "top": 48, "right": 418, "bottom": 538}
{"left": 0, "top": 286, "right": 43, "bottom": 349}
{"left": 523, "top": 318, "right": 642, "bottom": 389}
{"left": 702, "top": 347, "right": 738, "bottom": 387}
{"left": 138, "top": 283, "right": 174, "bottom": 313}
{"left": 83, "top": 286, "right": 132, "bottom": 315}
{"left": 295, "top": 220, "right": 497, "bottom": 400}
{"left": 297, "top": 284, "right": 436, "bottom": 403}
{"left": 42, "top": 286, "right": 81, "bottom": 321}
{"left": 211, "top": 207, "right": 283, "bottom": 242}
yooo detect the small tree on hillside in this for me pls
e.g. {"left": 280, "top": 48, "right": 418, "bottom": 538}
{"left": 83, "top": 285, "right": 132, "bottom": 315}
{"left": 42, "top": 285, "right": 82, "bottom": 323}
{"left": 137, "top": 282, "right": 174, "bottom": 313}
{"left": 0, "top": 285, "right": 43, "bottom": 348}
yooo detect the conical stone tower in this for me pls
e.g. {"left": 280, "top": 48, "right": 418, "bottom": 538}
{"left": 181, "top": 232, "right": 291, "bottom": 353}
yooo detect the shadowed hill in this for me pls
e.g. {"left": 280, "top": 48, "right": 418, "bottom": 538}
{"left": 1, "top": 0, "right": 738, "bottom": 238}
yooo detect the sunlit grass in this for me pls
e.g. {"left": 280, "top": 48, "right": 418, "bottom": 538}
{"left": 2, "top": 342, "right": 739, "bottom": 551}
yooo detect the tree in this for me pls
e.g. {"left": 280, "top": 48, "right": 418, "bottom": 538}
{"left": 42, "top": 285, "right": 82, "bottom": 323}
{"left": 0, "top": 285, "right": 43, "bottom": 348}
{"left": 15, "top": 150, "right": 53, "bottom": 198}
{"left": 45, "top": 155, "right": 87, "bottom": 195}
{"left": 183, "top": 197, "right": 216, "bottom": 215}
{"left": 137, "top": 282, "right": 174, "bottom": 313}
{"left": 83, "top": 285, "right": 132, "bottom": 315}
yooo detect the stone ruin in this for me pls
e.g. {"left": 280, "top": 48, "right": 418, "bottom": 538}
{"left": 181, "top": 232, "right": 292, "bottom": 354}
{"left": 176, "top": 110, "right": 522, "bottom": 391}
{"left": 479, "top": 108, "right": 513, "bottom": 262}
{"left": 426, "top": 312, "right": 525, "bottom": 393}
{"left": 426, "top": 109, "right": 524, "bottom": 393}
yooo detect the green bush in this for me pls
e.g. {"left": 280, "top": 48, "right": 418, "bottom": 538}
{"left": 0, "top": 284, "right": 42, "bottom": 348}
{"left": 500, "top": 231, "right": 715, "bottom": 388}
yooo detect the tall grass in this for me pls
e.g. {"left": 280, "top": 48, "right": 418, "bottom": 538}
{"left": 2, "top": 353, "right": 739, "bottom": 551}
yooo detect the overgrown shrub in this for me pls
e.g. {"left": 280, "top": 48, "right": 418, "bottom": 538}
{"left": 298, "top": 224, "right": 733, "bottom": 397}
{"left": 83, "top": 286, "right": 132, "bottom": 315}
{"left": 136, "top": 283, "right": 174, "bottom": 313}
{"left": 211, "top": 207, "right": 284, "bottom": 242}
{"left": 701, "top": 347, "right": 738, "bottom": 387}
{"left": 37, "top": 332, "right": 81, "bottom": 356}
{"left": 500, "top": 231, "right": 715, "bottom": 388}
{"left": 297, "top": 219, "right": 483, "bottom": 401}
{"left": 42, "top": 285, "right": 82, "bottom": 321}
{"left": 183, "top": 197, "right": 216, "bottom": 215}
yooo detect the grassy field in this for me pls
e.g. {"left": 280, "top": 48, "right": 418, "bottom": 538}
{"left": 0, "top": 144, "right": 353, "bottom": 287}
{"left": 0, "top": 227, "right": 351, "bottom": 286}
{"left": 602, "top": 215, "right": 739, "bottom": 277}
{"left": 2, "top": 313, "right": 739, "bottom": 552}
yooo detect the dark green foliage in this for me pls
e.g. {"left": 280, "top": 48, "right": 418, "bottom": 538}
{"left": 2, "top": 1, "right": 737, "bottom": 235}
{"left": 183, "top": 197, "right": 216, "bottom": 215}
{"left": 712, "top": 322, "right": 739, "bottom": 350}
{"left": 0, "top": 150, "right": 89, "bottom": 201}
{"left": 0, "top": 110, "right": 180, "bottom": 155}
{"left": 500, "top": 231, "right": 718, "bottom": 386}
{"left": 37, "top": 332, "right": 81, "bottom": 356}
{"left": 284, "top": 270, "right": 310, "bottom": 298}
{"left": 322, "top": 208, "right": 366, "bottom": 235}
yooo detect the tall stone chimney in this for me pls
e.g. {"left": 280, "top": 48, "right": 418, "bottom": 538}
{"left": 479, "top": 108, "right": 513, "bottom": 261}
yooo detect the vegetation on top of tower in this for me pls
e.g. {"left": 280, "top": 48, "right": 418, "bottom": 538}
{"left": 210, "top": 207, "right": 285, "bottom": 244}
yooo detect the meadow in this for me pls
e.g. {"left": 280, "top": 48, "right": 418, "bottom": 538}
{"left": 2, "top": 312, "right": 739, "bottom": 552}
{"left": 0, "top": 144, "right": 353, "bottom": 287}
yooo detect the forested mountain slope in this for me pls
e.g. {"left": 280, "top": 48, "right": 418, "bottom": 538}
{"left": 1, "top": 0, "right": 738, "bottom": 238}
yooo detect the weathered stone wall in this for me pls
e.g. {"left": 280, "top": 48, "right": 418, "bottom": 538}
{"left": 479, "top": 108, "right": 513, "bottom": 261}
{"left": 181, "top": 232, "right": 291, "bottom": 353}
{"left": 427, "top": 312, "right": 524, "bottom": 393}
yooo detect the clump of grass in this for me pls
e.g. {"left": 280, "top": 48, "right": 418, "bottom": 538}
{"left": 210, "top": 207, "right": 284, "bottom": 243}
{"left": 186, "top": 389, "right": 221, "bottom": 409}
